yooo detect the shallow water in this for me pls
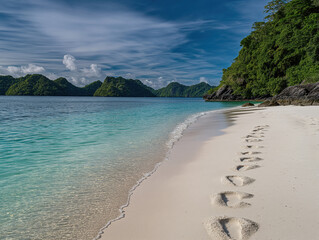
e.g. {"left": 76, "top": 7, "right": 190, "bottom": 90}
{"left": 0, "top": 96, "right": 243, "bottom": 240}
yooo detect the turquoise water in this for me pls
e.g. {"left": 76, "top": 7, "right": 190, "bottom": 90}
{"left": 0, "top": 96, "right": 243, "bottom": 240}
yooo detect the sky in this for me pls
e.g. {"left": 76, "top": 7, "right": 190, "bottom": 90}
{"left": 0, "top": 0, "right": 268, "bottom": 88}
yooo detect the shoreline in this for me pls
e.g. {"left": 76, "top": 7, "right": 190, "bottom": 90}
{"left": 98, "top": 105, "right": 319, "bottom": 240}
{"left": 94, "top": 107, "right": 237, "bottom": 240}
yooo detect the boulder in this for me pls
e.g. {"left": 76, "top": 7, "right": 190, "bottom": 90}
{"left": 242, "top": 102, "right": 255, "bottom": 107}
{"left": 258, "top": 100, "right": 280, "bottom": 107}
{"left": 204, "top": 82, "right": 319, "bottom": 106}
{"left": 204, "top": 85, "right": 244, "bottom": 101}
{"left": 273, "top": 82, "right": 319, "bottom": 105}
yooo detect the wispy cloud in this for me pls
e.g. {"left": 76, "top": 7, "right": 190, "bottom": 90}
{"left": 0, "top": 0, "right": 266, "bottom": 87}
{"left": 81, "top": 64, "right": 101, "bottom": 77}
{"left": 199, "top": 76, "right": 208, "bottom": 83}
{"left": 0, "top": 64, "right": 45, "bottom": 77}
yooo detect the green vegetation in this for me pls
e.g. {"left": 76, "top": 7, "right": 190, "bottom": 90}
{"left": 82, "top": 80, "right": 102, "bottom": 96}
{"left": 156, "top": 82, "right": 213, "bottom": 97}
{"left": 54, "top": 77, "right": 84, "bottom": 96}
{"left": 94, "top": 76, "right": 156, "bottom": 97}
{"left": 0, "top": 74, "right": 214, "bottom": 97}
{"left": 2, "top": 74, "right": 101, "bottom": 96}
{"left": 6, "top": 74, "right": 64, "bottom": 96}
{"left": 215, "top": 0, "right": 319, "bottom": 98}
{"left": 0, "top": 75, "right": 17, "bottom": 95}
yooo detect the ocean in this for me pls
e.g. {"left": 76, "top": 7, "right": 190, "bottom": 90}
{"left": 0, "top": 96, "right": 243, "bottom": 240}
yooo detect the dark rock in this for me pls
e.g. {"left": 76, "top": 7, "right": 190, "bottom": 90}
{"left": 204, "top": 82, "right": 319, "bottom": 106}
{"left": 204, "top": 85, "right": 244, "bottom": 101}
{"left": 273, "top": 82, "right": 319, "bottom": 106}
{"left": 258, "top": 100, "right": 280, "bottom": 107}
{"left": 242, "top": 102, "right": 255, "bottom": 107}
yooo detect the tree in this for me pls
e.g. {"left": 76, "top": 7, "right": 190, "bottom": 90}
{"left": 312, "top": 0, "right": 319, "bottom": 7}
{"left": 214, "top": 0, "right": 319, "bottom": 98}
{"left": 264, "top": 0, "right": 288, "bottom": 20}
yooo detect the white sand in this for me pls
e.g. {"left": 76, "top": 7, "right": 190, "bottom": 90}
{"left": 99, "top": 106, "right": 319, "bottom": 240}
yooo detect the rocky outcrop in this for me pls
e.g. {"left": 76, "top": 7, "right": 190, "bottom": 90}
{"left": 274, "top": 82, "right": 319, "bottom": 105}
{"left": 204, "top": 82, "right": 319, "bottom": 106}
{"left": 242, "top": 103, "right": 255, "bottom": 107}
{"left": 203, "top": 85, "right": 244, "bottom": 101}
{"left": 259, "top": 82, "right": 319, "bottom": 107}
{"left": 258, "top": 100, "right": 280, "bottom": 107}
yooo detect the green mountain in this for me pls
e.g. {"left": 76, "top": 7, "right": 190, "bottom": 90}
{"left": 82, "top": 80, "right": 102, "bottom": 96}
{"left": 207, "top": 0, "right": 319, "bottom": 99}
{"left": 6, "top": 74, "right": 64, "bottom": 96}
{"left": 54, "top": 77, "right": 85, "bottom": 96}
{"left": 156, "top": 82, "right": 213, "bottom": 97}
{"left": 0, "top": 74, "right": 213, "bottom": 97}
{"left": 0, "top": 75, "right": 17, "bottom": 95}
{"left": 2, "top": 74, "right": 101, "bottom": 96}
{"left": 94, "top": 76, "right": 156, "bottom": 97}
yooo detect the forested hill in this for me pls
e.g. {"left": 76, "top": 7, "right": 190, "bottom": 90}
{"left": 0, "top": 74, "right": 211, "bottom": 97}
{"left": 0, "top": 74, "right": 102, "bottom": 96}
{"left": 206, "top": 0, "right": 319, "bottom": 100}
{"left": 156, "top": 82, "right": 213, "bottom": 97}
{"left": 93, "top": 76, "right": 156, "bottom": 97}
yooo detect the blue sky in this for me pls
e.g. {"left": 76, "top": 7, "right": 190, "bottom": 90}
{"left": 0, "top": 0, "right": 268, "bottom": 88}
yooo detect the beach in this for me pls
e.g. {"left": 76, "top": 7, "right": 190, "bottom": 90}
{"left": 99, "top": 105, "right": 319, "bottom": 240}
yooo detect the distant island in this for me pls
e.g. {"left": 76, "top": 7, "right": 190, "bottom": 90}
{"left": 0, "top": 74, "right": 213, "bottom": 97}
{"left": 204, "top": 0, "right": 319, "bottom": 105}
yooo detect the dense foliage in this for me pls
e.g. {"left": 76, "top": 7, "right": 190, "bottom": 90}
{"left": 6, "top": 74, "right": 64, "bottom": 96}
{"left": 1, "top": 74, "right": 101, "bottom": 96}
{"left": 82, "top": 81, "right": 102, "bottom": 96}
{"left": 93, "top": 76, "right": 156, "bottom": 97}
{"left": 1, "top": 74, "right": 214, "bottom": 97}
{"left": 54, "top": 77, "right": 85, "bottom": 96}
{"left": 216, "top": 0, "right": 319, "bottom": 98}
{"left": 0, "top": 75, "right": 16, "bottom": 95}
{"left": 156, "top": 82, "right": 213, "bottom": 97}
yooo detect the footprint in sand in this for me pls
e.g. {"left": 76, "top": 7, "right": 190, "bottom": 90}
{"left": 211, "top": 191, "right": 254, "bottom": 208}
{"left": 222, "top": 175, "right": 255, "bottom": 187}
{"left": 234, "top": 164, "right": 260, "bottom": 172}
{"left": 250, "top": 132, "right": 265, "bottom": 137}
{"left": 252, "top": 129, "right": 265, "bottom": 133}
{"left": 244, "top": 134, "right": 264, "bottom": 139}
{"left": 255, "top": 125, "right": 269, "bottom": 128}
{"left": 204, "top": 216, "right": 259, "bottom": 240}
{"left": 240, "top": 151, "right": 262, "bottom": 155}
{"left": 240, "top": 156, "right": 263, "bottom": 162}
{"left": 245, "top": 138, "right": 263, "bottom": 143}
{"left": 245, "top": 145, "right": 264, "bottom": 149}
{"left": 253, "top": 125, "right": 269, "bottom": 132}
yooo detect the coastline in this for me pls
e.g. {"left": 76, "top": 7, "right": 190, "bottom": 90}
{"left": 98, "top": 105, "right": 319, "bottom": 240}
{"left": 1, "top": 97, "right": 244, "bottom": 240}
{"left": 94, "top": 108, "right": 236, "bottom": 240}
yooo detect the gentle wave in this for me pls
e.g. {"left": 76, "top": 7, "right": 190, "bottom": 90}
{"left": 93, "top": 108, "right": 225, "bottom": 240}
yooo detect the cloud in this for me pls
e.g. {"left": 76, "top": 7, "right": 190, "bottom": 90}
{"left": 46, "top": 72, "right": 59, "bottom": 80}
{"left": 63, "top": 54, "right": 76, "bottom": 71}
{"left": 199, "top": 76, "right": 208, "bottom": 83}
{"left": 70, "top": 76, "right": 88, "bottom": 86}
{"left": 0, "top": 64, "right": 45, "bottom": 76}
{"left": 81, "top": 64, "right": 101, "bottom": 77}
{"left": 141, "top": 76, "right": 174, "bottom": 89}
{"left": 0, "top": 0, "right": 265, "bottom": 87}
{"left": 124, "top": 73, "right": 135, "bottom": 79}
{"left": 0, "top": 0, "right": 223, "bottom": 85}
{"left": 143, "top": 79, "right": 153, "bottom": 86}
{"left": 21, "top": 64, "right": 45, "bottom": 74}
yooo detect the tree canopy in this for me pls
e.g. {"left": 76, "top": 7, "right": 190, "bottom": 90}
{"left": 212, "top": 0, "right": 319, "bottom": 98}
